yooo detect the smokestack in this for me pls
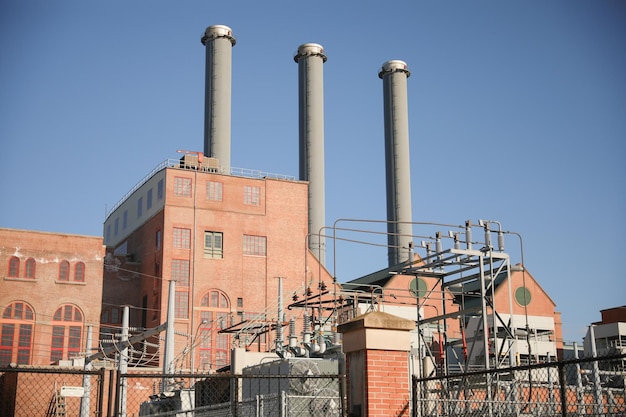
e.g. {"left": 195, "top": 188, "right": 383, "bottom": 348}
{"left": 379, "top": 60, "right": 413, "bottom": 267}
{"left": 201, "top": 25, "right": 236, "bottom": 172}
{"left": 294, "top": 43, "right": 327, "bottom": 265}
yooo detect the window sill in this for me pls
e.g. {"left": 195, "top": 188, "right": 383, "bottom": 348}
{"left": 3, "top": 276, "right": 36, "bottom": 282}
{"left": 55, "top": 280, "right": 87, "bottom": 286}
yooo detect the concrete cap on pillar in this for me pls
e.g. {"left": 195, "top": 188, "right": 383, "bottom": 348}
{"left": 338, "top": 311, "right": 414, "bottom": 353}
{"left": 337, "top": 311, "right": 415, "bottom": 334}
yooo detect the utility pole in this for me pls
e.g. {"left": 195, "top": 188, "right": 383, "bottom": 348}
{"left": 79, "top": 325, "right": 92, "bottom": 417}
{"left": 119, "top": 305, "right": 129, "bottom": 417}
{"left": 163, "top": 279, "right": 176, "bottom": 392}
{"left": 275, "top": 276, "right": 285, "bottom": 355}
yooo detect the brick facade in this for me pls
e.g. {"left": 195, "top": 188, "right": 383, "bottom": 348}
{"left": 102, "top": 166, "right": 332, "bottom": 371}
{"left": 0, "top": 228, "right": 105, "bottom": 366}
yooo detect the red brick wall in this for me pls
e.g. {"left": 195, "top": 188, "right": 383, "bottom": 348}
{"left": 102, "top": 169, "right": 330, "bottom": 369}
{"left": 364, "top": 349, "right": 410, "bottom": 417}
{"left": 600, "top": 306, "right": 626, "bottom": 324}
{"left": 0, "top": 228, "right": 105, "bottom": 365}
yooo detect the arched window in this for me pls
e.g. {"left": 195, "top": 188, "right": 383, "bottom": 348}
{"left": 58, "top": 260, "right": 70, "bottom": 281}
{"left": 50, "top": 305, "right": 83, "bottom": 363}
{"left": 0, "top": 302, "right": 35, "bottom": 366}
{"left": 25, "top": 258, "right": 36, "bottom": 279}
{"left": 8, "top": 257, "right": 19, "bottom": 278}
{"left": 74, "top": 262, "right": 85, "bottom": 282}
{"left": 198, "top": 290, "right": 230, "bottom": 371}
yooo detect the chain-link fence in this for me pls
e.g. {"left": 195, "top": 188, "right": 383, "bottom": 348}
{"left": 0, "top": 366, "right": 105, "bottom": 417}
{"left": 412, "top": 353, "right": 626, "bottom": 417}
{"left": 4, "top": 354, "right": 623, "bottom": 417}
{"left": 116, "top": 371, "right": 344, "bottom": 417}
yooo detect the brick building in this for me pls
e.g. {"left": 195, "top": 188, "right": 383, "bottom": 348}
{"left": 102, "top": 158, "right": 331, "bottom": 372}
{"left": 0, "top": 228, "right": 105, "bottom": 366}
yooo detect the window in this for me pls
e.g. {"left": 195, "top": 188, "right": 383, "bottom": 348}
{"left": 198, "top": 290, "right": 230, "bottom": 370}
{"left": 206, "top": 181, "right": 223, "bottom": 201}
{"left": 243, "top": 235, "right": 266, "bottom": 256}
{"left": 137, "top": 197, "right": 143, "bottom": 218}
{"left": 173, "top": 258, "right": 190, "bottom": 320}
{"left": 111, "top": 308, "right": 119, "bottom": 324}
{"left": 175, "top": 291, "right": 189, "bottom": 319}
{"left": 147, "top": 188, "right": 153, "bottom": 210}
{"left": 74, "top": 262, "right": 85, "bottom": 282}
{"left": 243, "top": 185, "right": 260, "bottom": 205}
{"left": 114, "top": 218, "right": 119, "bottom": 236}
{"left": 106, "top": 225, "right": 111, "bottom": 242}
{"left": 157, "top": 179, "right": 164, "bottom": 200}
{"left": 25, "top": 258, "right": 36, "bottom": 279}
{"left": 123, "top": 210, "right": 128, "bottom": 229}
{"left": 174, "top": 177, "right": 192, "bottom": 197}
{"left": 173, "top": 228, "right": 191, "bottom": 249}
{"left": 8, "top": 257, "right": 19, "bottom": 278}
{"left": 50, "top": 305, "right": 83, "bottom": 363}
{"left": 204, "top": 232, "right": 223, "bottom": 259}
{"left": 171, "top": 259, "right": 190, "bottom": 286}
{"left": 156, "top": 229, "right": 162, "bottom": 251}
{"left": 0, "top": 302, "right": 34, "bottom": 366}
{"left": 58, "top": 261, "right": 70, "bottom": 281}
{"left": 101, "top": 307, "right": 120, "bottom": 325}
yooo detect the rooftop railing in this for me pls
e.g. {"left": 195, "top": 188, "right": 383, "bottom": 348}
{"left": 105, "top": 159, "right": 297, "bottom": 218}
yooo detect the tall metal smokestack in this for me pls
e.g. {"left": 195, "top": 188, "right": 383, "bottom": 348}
{"left": 379, "top": 60, "right": 413, "bottom": 267}
{"left": 294, "top": 44, "right": 327, "bottom": 266}
{"left": 201, "top": 25, "right": 236, "bottom": 172}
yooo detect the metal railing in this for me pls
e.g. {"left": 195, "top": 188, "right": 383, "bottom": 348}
{"left": 105, "top": 159, "right": 297, "bottom": 219}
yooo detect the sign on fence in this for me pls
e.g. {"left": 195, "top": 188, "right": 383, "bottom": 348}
{"left": 60, "top": 386, "right": 85, "bottom": 397}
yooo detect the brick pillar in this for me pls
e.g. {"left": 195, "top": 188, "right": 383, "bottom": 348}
{"left": 338, "top": 311, "right": 414, "bottom": 417}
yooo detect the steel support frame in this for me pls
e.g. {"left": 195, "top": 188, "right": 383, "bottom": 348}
{"left": 403, "top": 248, "right": 515, "bottom": 375}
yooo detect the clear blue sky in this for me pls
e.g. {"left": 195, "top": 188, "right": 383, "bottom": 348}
{"left": 1, "top": 1, "right": 624, "bottom": 342}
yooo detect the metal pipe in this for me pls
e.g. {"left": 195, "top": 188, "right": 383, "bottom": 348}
{"left": 589, "top": 325, "right": 604, "bottom": 415}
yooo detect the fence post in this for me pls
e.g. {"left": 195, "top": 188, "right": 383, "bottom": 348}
{"left": 107, "top": 369, "right": 115, "bottom": 417}
{"left": 231, "top": 375, "right": 239, "bottom": 417}
{"left": 96, "top": 368, "right": 106, "bottom": 417}
{"left": 281, "top": 389, "right": 287, "bottom": 417}
{"left": 557, "top": 362, "right": 567, "bottom": 417}
{"left": 113, "top": 370, "right": 121, "bottom": 417}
